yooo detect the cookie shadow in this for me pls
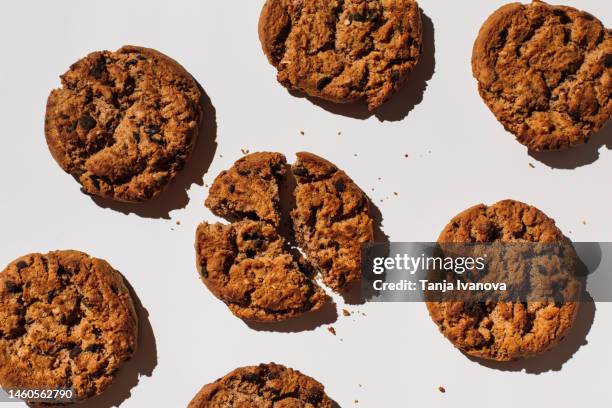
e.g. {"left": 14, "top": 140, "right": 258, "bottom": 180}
{"left": 35, "top": 279, "right": 157, "bottom": 408}
{"left": 465, "top": 295, "right": 596, "bottom": 374}
{"left": 91, "top": 82, "right": 218, "bottom": 219}
{"left": 293, "top": 10, "right": 435, "bottom": 122}
{"left": 528, "top": 120, "right": 612, "bottom": 169}
{"left": 342, "top": 198, "right": 389, "bottom": 306}
{"left": 244, "top": 300, "right": 339, "bottom": 333}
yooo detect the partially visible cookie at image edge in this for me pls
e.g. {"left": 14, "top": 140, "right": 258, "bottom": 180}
{"left": 0, "top": 250, "right": 138, "bottom": 402}
{"left": 427, "top": 200, "right": 579, "bottom": 361}
{"left": 188, "top": 363, "right": 333, "bottom": 407}
{"left": 472, "top": 1, "right": 611, "bottom": 151}
{"left": 259, "top": 0, "right": 423, "bottom": 110}
{"left": 45, "top": 45, "right": 202, "bottom": 202}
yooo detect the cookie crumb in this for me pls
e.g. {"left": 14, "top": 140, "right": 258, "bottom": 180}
{"left": 299, "top": 130, "right": 305, "bottom": 135}
{"left": 327, "top": 326, "right": 336, "bottom": 336}
{"left": 354, "top": 400, "right": 359, "bottom": 404}
{"left": 529, "top": 163, "right": 535, "bottom": 168}
{"left": 582, "top": 220, "right": 587, "bottom": 225}
{"left": 176, "top": 220, "right": 181, "bottom": 225}
{"left": 438, "top": 386, "right": 446, "bottom": 393}
{"left": 393, "top": 192, "right": 398, "bottom": 196}
{"left": 404, "top": 153, "right": 409, "bottom": 158}
{"left": 342, "top": 309, "right": 351, "bottom": 316}
{"left": 241, "top": 148, "right": 250, "bottom": 155}
{"left": 354, "top": 153, "right": 358, "bottom": 157}
{"left": 338, "top": 131, "right": 342, "bottom": 135}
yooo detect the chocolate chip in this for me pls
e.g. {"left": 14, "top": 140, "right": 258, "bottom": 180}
{"left": 15, "top": 261, "right": 27, "bottom": 270}
{"left": 200, "top": 259, "right": 208, "bottom": 278}
{"left": 350, "top": 13, "right": 366, "bottom": 22}
{"left": 245, "top": 249, "right": 256, "bottom": 259}
{"left": 305, "top": 387, "right": 324, "bottom": 403}
{"left": 69, "top": 344, "right": 81, "bottom": 359}
{"left": 124, "top": 76, "right": 136, "bottom": 94}
{"left": 334, "top": 179, "right": 346, "bottom": 192}
{"left": 136, "top": 54, "right": 146, "bottom": 60}
{"left": 47, "top": 290, "right": 56, "bottom": 304}
{"left": 89, "top": 55, "right": 106, "bottom": 79}
{"left": 243, "top": 373, "right": 261, "bottom": 383}
{"left": 391, "top": 70, "right": 401, "bottom": 82}
{"left": 4, "top": 281, "right": 21, "bottom": 293}
{"left": 144, "top": 124, "right": 161, "bottom": 135}
{"left": 125, "top": 59, "right": 138, "bottom": 67}
{"left": 293, "top": 167, "right": 309, "bottom": 177}
{"left": 228, "top": 184, "right": 235, "bottom": 193}
{"left": 86, "top": 344, "right": 102, "bottom": 353}
{"left": 78, "top": 114, "right": 97, "bottom": 131}
{"left": 316, "top": 76, "right": 332, "bottom": 91}
{"left": 132, "top": 132, "right": 140, "bottom": 143}
{"left": 89, "top": 176, "right": 100, "bottom": 190}
{"left": 605, "top": 54, "right": 612, "bottom": 69}
{"left": 254, "top": 239, "right": 264, "bottom": 249}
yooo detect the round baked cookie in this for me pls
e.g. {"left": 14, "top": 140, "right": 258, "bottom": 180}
{"left": 258, "top": 0, "right": 423, "bottom": 111}
{"left": 45, "top": 45, "right": 201, "bottom": 202}
{"left": 195, "top": 220, "right": 329, "bottom": 322}
{"left": 427, "top": 200, "right": 579, "bottom": 361}
{"left": 188, "top": 363, "right": 333, "bottom": 407}
{"left": 291, "top": 152, "right": 373, "bottom": 293}
{"left": 0, "top": 250, "right": 138, "bottom": 402}
{"left": 472, "top": 1, "right": 612, "bottom": 151}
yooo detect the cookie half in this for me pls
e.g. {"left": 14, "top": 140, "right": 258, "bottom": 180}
{"left": 259, "top": 0, "right": 423, "bottom": 110}
{"left": 0, "top": 250, "right": 138, "bottom": 402}
{"left": 45, "top": 45, "right": 202, "bottom": 202}
{"left": 427, "top": 200, "right": 579, "bottom": 361}
{"left": 472, "top": 1, "right": 611, "bottom": 151}
{"left": 292, "top": 152, "right": 373, "bottom": 293}
{"left": 195, "top": 220, "right": 329, "bottom": 322}
{"left": 188, "top": 363, "right": 333, "bottom": 407}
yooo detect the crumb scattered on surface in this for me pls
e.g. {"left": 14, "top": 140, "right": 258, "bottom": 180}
{"left": 300, "top": 130, "right": 305, "bottom": 135}
{"left": 354, "top": 400, "right": 359, "bottom": 404}
{"left": 582, "top": 220, "right": 587, "bottom": 225}
{"left": 342, "top": 309, "right": 351, "bottom": 316}
{"left": 529, "top": 163, "right": 535, "bottom": 168}
{"left": 393, "top": 192, "right": 398, "bottom": 196}
{"left": 327, "top": 326, "right": 336, "bottom": 336}
{"left": 404, "top": 154, "right": 409, "bottom": 158}
{"left": 241, "top": 148, "right": 250, "bottom": 155}
{"left": 338, "top": 131, "right": 342, "bottom": 135}
{"left": 354, "top": 153, "right": 358, "bottom": 157}
{"left": 438, "top": 386, "right": 446, "bottom": 393}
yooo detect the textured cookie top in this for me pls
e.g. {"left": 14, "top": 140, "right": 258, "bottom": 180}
{"left": 205, "top": 152, "right": 287, "bottom": 226}
{"left": 188, "top": 363, "right": 333, "bottom": 407}
{"left": 428, "top": 200, "right": 578, "bottom": 361}
{"left": 292, "top": 152, "right": 373, "bottom": 292}
{"left": 259, "top": 0, "right": 422, "bottom": 110}
{"left": 472, "top": 1, "right": 611, "bottom": 151}
{"left": 195, "top": 221, "right": 329, "bottom": 322}
{"left": 45, "top": 45, "right": 201, "bottom": 202}
{"left": 0, "top": 251, "right": 137, "bottom": 401}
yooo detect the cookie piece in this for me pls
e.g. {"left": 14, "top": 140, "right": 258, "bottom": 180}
{"left": 195, "top": 220, "right": 329, "bottom": 322}
{"left": 45, "top": 45, "right": 201, "bottom": 202}
{"left": 292, "top": 152, "right": 373, "bottom": 293}
{"left": 0, "top": 250, "right": 138, "bottom": 402}
{"left": 259, "top": 0, "right": 423, "bottom": 111}
{"left": 427, "top": 200, "right": 579, "bottom": 361}
{"left": 472, "top": 1, "right": 612, "bottom": 151}
{"left": 188, "top": 363, "right": 333, "bottom": 407}
{"left": 205, "top": 152, "right": 286, "bottom": 226}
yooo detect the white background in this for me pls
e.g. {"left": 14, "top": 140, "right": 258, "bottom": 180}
{"left": 0, "top": 0, "right": 610, "bottom": 407}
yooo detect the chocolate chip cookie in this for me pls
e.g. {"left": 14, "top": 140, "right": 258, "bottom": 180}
{"left": 259, "top": 0, "right": 423, "bottom": 111}
{"left": 472, "top": 1, "right": 612, "bottom": 151}
{"left": 292, "top": 152, "right": 373, "bottom": 292}
{"left": 0, "top": 250, "right": 138, "bottom": 402}
{"left": 188, "top": 363, "right": 333, "bottom": 407}
{"left": 45, "top": 45, "right": 201, "bottom": 202}
{"left": 205, "top": 152, "right": 286, "bottom": 226}
{"left": 427, "top": 200, "right": 579, "bottom": 361}
{"left": 195, "top": 220, "right": 329, "bottom": 322}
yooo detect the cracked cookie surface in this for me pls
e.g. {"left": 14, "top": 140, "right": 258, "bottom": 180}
{"left": 195, "top": 220, "right": 329, "bottom": 322}
{"left": 427, "top": 200, "right": 579, "bottom": 361}
{"left": 45, "top": 45, "right": 201, "bottom": 202}
{"left": 205, "top": 152, "right": 286, "bottom": 226}
{"left": 188, "top": 363, "right": 333, "bottom": 407}
{"left": 472, "top": 1, "right": 612, "bottom": 151}
{"left": 0, "top": 250, "right": 138, "bottom": 401}
{"left": 259, "top": 0, "right": 422, "bottom": 110}
{"left": 292, "top": 152, "right": 373, "bottom": 293}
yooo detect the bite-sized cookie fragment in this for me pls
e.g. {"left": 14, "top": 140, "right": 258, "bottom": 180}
{"left": 188, "top": 363, "right": 333, "bottom": 407}
{"left": 45, "top": 45, "right": 201, "bottom": 202}
{"left": 472, "top": 1, "right": 612, "bottom": 151}
{"left": 195, "top": 220, "right": 329, "bottom": 322}
{"left": 0, "top": 250, "right": 138, "bottom": 402}
{"left": 427, "top": 200, "right": 579, "bottom": 361}
{"left": 259, "top": 0, "right": 423, "bottom": 111}
{"left": 292, "top": 152, "right": 373, "bottom": 293}
{"left": 205, "top": 152, "right": 286, "bottom": 226}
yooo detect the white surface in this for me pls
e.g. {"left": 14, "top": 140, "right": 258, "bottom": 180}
{"left": 0, "top": 0, "right": 611, "bottom": 407}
